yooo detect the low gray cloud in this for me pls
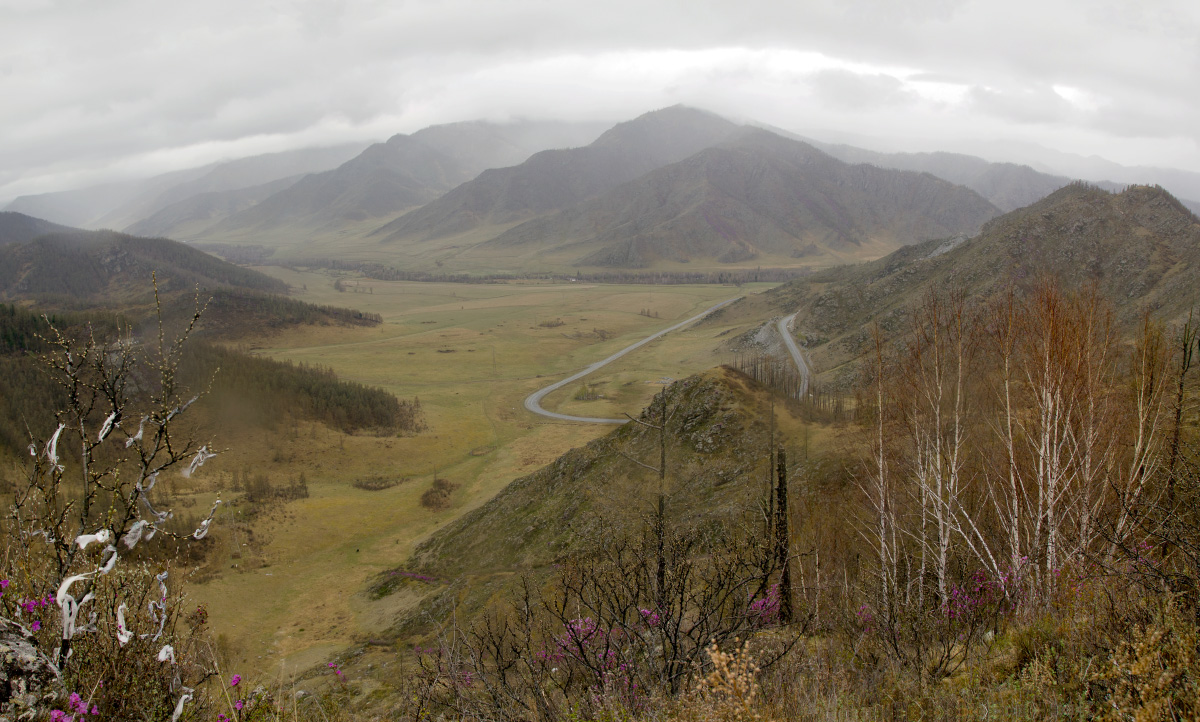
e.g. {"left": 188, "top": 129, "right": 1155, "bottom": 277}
{"left": 1, "top": 0, "right": 1198, "bottom": 201}
{"left": 809, "top": 70, "right": 917, "bottom": 110}
{"left": 967, "top": 85, "right": 1074, "bottom": 125}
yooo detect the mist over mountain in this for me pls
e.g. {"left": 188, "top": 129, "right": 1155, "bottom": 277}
{"left": 3, "top": 167, "right": 211, "bottom": 228}
{"left": 124, "top": 175, "right": 306, "bottom": 239}
{"left": 372, "top": 106, "right": 742, "bottom": 244}
{"left": 204, "top": 119, "right": 607, "bottom": 242}
{"left": 805, "top": 144, "right": 1087, "bottom": 212}
{"left": 0, "top": 211, "right": 77, "bottom": 247}
{"left": 971, "top": 140, "right": 1200, "bottom": 203}
{"left": 3, "top": 144, "right": 370, "bottom": 231}
{"left": 101, "top": 143, "right": 372, "bottom": 232}
{"left": 474, "top": 128, "right": 1000, "bottom": 268}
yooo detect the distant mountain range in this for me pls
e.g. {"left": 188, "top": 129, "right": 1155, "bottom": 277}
{"left": 802, "top": 143, "right": 1111, "bottom": 212}
{"left": 125, "top": 175, "right": 306, "bottom": 239}
{"left": 9, "top": 106, "right": 1200, "bottom": 275}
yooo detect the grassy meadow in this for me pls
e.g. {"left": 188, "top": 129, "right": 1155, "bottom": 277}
{"left": 182, "top": 268, "right": 780, "bottom": 678}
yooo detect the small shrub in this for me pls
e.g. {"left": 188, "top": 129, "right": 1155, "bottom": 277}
{"left": 421, "top": 477, "right": 460, "bottom": 510}
{"left": 353, "top": 475, "right": 406, "bottom": 491}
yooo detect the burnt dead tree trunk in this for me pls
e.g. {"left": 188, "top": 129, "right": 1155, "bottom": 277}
{"left": 623, "top": 391, "right": 671, "bottom": 612}
{"left": 775, "top": 446, "right": 794, "bottom": 623}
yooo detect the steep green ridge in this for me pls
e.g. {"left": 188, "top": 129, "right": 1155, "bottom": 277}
{"left": 372, "top": 106, "right": 742, "bottom": 244}
{"left": 763, "top": 183, "right": 1200, "bottom": 375}
{"left": 473, "top": 128, "right": 1000, "bottom": 268}
{"left": 412, "top": 366, "right": 793, "bottom": 578}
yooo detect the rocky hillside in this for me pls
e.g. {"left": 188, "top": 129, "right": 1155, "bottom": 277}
{"left": 762, "top": 183, "right": 1200, "bottom": 375}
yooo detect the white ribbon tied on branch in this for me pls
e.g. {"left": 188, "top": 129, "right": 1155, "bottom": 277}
{"left": 143, "top": 571, "right": 169, "bottom": 642}
{"left": 56, "top": 574, "right": 96, "bottom": 655}
{"left": 192, "top": 499, "right": 222, "bottom": 540}
{"left": 125, "top": 416, "right": 147, "bottom": 448}
{"left": 97, "top": 411, "right": 117, "bottom": 442}
{"left": 181, "top": 445, "right": 216, "bottom": 479}
{"left": 98, "top": 546, "right": 118, "bottom": 575}
{"left": 45, "top": 423, "right": 65, "bottom": 472}
{"left": 122, "top": 520, "right": 149, "bottom": 549}
{"left": 74, "top": 529, "right": 111, "bottom": 549}
{"left": 170, "top": 689, "right": 193, "bottom": 722}
{"left": 115, "top": 603, "right": 132, "bottom": 646}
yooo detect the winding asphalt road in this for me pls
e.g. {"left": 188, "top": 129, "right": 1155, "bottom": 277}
{"left": 523, "top": 297, "right": 740, "bottom": 424}
{"left": 776, "top": 312, "right": 811, "bottom": 397}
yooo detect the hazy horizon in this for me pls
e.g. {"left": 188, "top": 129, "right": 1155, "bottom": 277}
{"left": 2, "top": 0, "right": 1198, "bottom": 203}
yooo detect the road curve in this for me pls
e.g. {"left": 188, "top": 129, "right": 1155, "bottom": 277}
{"left": 524, "top": 297, "right": 740, "bottom": 424}
{"left": 776, "top": 312, "right": 811, "bottom": 397}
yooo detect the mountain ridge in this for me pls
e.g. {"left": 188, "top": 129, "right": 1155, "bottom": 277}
{"left": 470, "top": 128, "right": 1001, "bottom": 268}
{"left": 203, "top": 120, "right": 609, "bottom": 242}
{"left": 372, "top": 106, "right": 743, "bottom": 244}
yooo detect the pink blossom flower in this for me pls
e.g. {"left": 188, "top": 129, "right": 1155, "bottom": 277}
{"left": 229, "top": 674, "right": 241, "bottom": 687}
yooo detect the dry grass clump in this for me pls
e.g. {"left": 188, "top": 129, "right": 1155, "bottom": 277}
{"left": 1096, "top": 601, "right": 1200, "bottom": 722}
{"left": 672, "top": 640, "right": 764, "bottom": 722}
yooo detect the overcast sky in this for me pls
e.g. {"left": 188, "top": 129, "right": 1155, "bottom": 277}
{"left": 1, "top": 0, "right": 1197, "bottom": 202}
